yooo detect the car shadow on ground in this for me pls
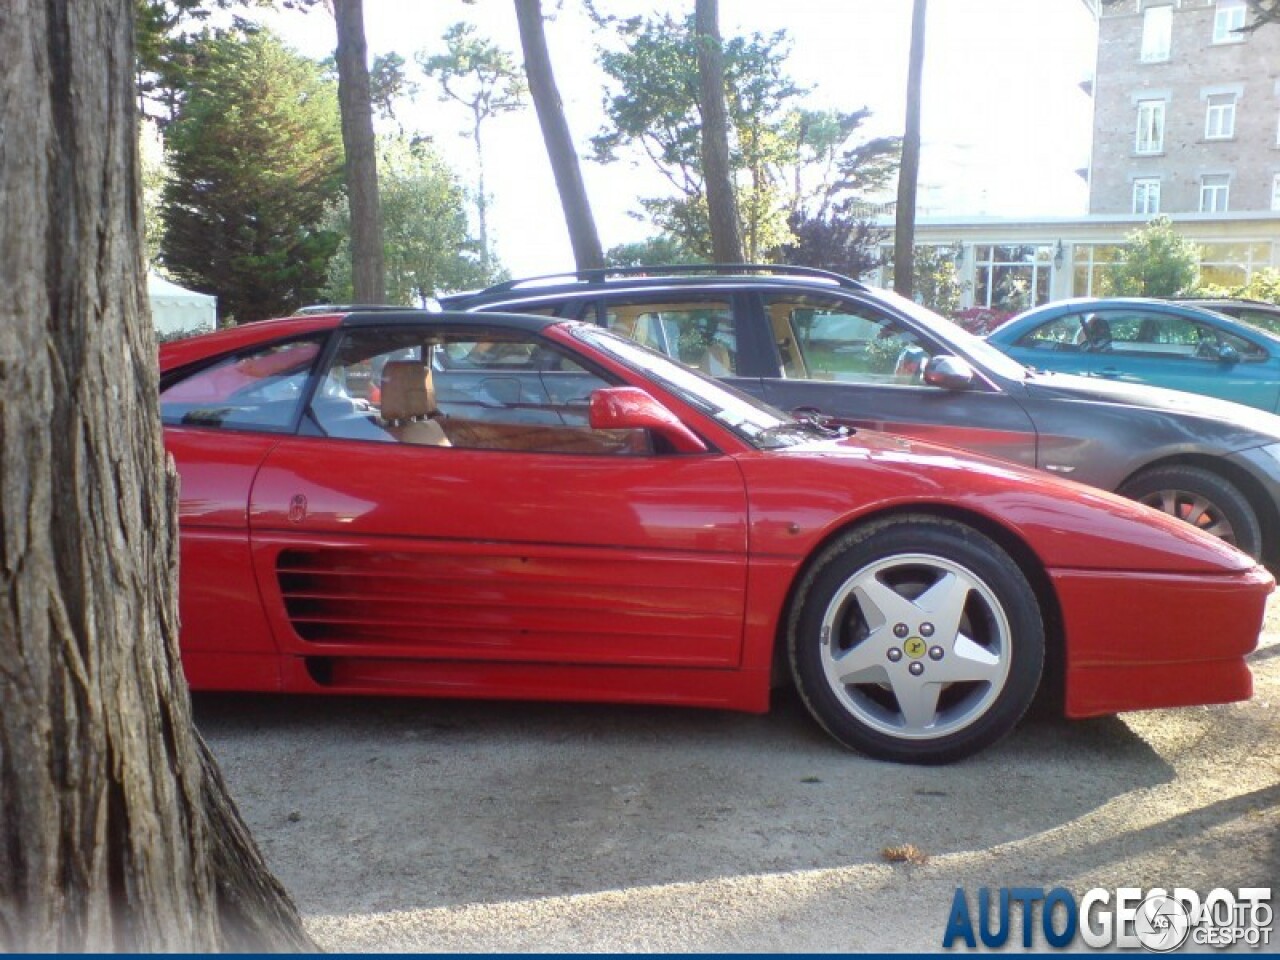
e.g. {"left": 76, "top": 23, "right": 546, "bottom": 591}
{"left": 195, "top": 687, "right": 1176, "bottom": 918}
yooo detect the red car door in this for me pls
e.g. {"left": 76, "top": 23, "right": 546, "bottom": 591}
{"left": 247, "top": 439, "right": 750, "bottom": 671}
{"left": 166, "top": 428, "right": 288, "bottom": 690}
{"left": 161, "top": 333, "right": 331, "bottom": 691}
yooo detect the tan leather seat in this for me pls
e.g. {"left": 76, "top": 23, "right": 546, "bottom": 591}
{"left": 379, "top": 361, "right": 450, "bottom": 446}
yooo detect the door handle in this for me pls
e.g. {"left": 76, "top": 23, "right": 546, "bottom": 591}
{"left": 1096, "top": 367, "right": 1121, "bottom": 378}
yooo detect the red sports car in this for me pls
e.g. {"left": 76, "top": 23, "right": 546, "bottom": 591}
{"left": 159, "top": 310, "right": 1272, "bottom": 764}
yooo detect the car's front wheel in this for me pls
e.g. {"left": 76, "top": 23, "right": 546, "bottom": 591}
{"left": 788, "top": 516, "right": 1045, "bottom": 764}
{"left": 1117, "top": 465, "right": 1262, "bottom": 560}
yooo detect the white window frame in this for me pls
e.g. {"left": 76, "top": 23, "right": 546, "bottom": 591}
{"left": 1213, "top": 0, "right": 1247, "bottom": 44}
{"left": 1205, "top": 93, "right": 1237, "bottom": 139}
{"left": 1141, "top": 5, "right": 1173, "bottom": 62}
{"left": 1133, "top": 178, "right": 1161, "bottom": 215}
{"left": 1272, "top": 174, "right": 1280, "bottom": 212}
{"left": 1200, "top": 174, "right": 1231, "bottom": 213}
{"left": 1136, "top": 100, "right": 1166, "bottom": 154}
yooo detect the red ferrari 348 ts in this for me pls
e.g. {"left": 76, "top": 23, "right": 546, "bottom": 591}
{"left": 159, "top": 310, "right": 1272, "bottom": 764}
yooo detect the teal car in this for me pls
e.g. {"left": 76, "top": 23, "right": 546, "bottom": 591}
{"left": 988, "top": 298, "right": 1280, "bottom": 413}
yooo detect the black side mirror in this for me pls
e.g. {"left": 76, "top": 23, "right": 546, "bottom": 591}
{"left": 922, "top": 355, "right": 976, "bottom": 390}
{"left": 1218, "top": 343, "right": 1240, "bottom": 364}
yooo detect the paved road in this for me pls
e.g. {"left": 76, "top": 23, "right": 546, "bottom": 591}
{"left": 198, "top": 600, "right": 1280, "bottom": 952}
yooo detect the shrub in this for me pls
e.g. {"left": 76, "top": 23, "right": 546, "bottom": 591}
{"left": 949, "top": 306, "right": 1014, "bottom": 336}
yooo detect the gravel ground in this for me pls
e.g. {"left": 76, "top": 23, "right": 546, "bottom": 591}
{"left": 197, "top": 598, "right": 1280, "bottom": 952}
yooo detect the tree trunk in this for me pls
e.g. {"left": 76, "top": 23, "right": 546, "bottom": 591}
{"left": 334, "top": 0, "right": 386, "bottom": 303}
{"left": 514, "top": 0, "right": 605, "bottom": 271}
{"left": 0, "top": 1, "right": 313, "bottom": 950}
{"left": 694, "top": 0, "right": 743, "bottom": 264}
{"left": 894, "top": 0, "right": 927, "bottom": 299}
{"left": 473, "top": 111, "right": 492, "bottom": 276}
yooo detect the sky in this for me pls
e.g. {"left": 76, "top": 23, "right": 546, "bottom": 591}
{"left": 261, "top": 0, "right": 1099, "bottom": 277}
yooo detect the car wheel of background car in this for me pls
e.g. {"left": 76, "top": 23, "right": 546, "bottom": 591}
{"left": 1117, "top": 465, "right": 1262, "bottom": 560}
{"left": 787, "top": 516, "right": 1044, "bottom": 765}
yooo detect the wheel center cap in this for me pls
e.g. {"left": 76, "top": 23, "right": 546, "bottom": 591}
{"left": 904, "top": 636, "right": 927, "bottom": 659}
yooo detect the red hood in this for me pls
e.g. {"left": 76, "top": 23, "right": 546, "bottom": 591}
{"left": 738, "top": 431, "right": 1257, "bottom": 575}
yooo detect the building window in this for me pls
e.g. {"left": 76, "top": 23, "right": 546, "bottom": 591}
{"left": 1141, "top": 5, "right": 1173, "bottom": 62}
{"left": 1198, "top": 241, "right": 1271, "bottom": 287}
{"left": 973, "top": 245, "right": 1053, "bottom": 312}
{"left": 1200, "top": 174, "right": 1231, "bottom": 212}
{"left": 1213, "top": 0, "right": 1247, "bottom": 44}
{"left": 1136, "top": 100, "right": 1166, "bottom": 154}
{"left": 1072, "top": 245, "right": 1125, "bottom": 298}
{"left": 1272, "top": 174, "right": 1280, "bottom": 212}
{"left": 1205, "top": 93, "right": 1237, "bottom": 139}
{"left": 1132, "top": 178, "right": 1162, "bottom": 215}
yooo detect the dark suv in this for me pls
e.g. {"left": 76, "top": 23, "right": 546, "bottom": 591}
{"left": 446, "top": 264, "right": 1280, "bottom": 564}
{"left": 1173, "top": 297, "right": 1280, "bottom": 336}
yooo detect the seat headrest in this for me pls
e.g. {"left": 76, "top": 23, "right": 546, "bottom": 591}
{"left": 380, "top": 361, "right": 431, "bottom": 421}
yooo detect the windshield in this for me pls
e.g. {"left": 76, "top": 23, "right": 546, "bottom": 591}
{"left": 876, "top": 288, "right": 1033, "bottom": 381}
{"left": 571, "top": 323, "right": 823, "bottom": 449}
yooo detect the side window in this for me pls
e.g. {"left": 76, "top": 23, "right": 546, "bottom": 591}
{"left": 307, "top": 327, "right": 651, "bottom": 456}
{"left": 1015, "top": 314, "right": 1087, "bottom": 352}
{"left": 1106, "top": 312, "right": 1236, "bottom": 360}
{"left": 1234, "top": 309, "right": 1280, "bottom": 340}
{"left": 602, "top": 300, "right": 736, "bottom": 376}
{"left": 160, "top": 335, "right": 325, "bottom": 431}
{"left": 764, "top": 295, "right": 936, "bottom": 386}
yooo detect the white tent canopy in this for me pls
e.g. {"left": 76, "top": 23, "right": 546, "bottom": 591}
{"left": 147, "top": 272, "right": 216, "bottom": 335}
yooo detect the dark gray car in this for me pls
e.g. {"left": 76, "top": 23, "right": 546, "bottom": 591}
{"left": 445, "top": 265, "right": 1280, "bottom": 564}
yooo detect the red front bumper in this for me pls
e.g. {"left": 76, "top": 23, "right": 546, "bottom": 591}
{"left": 1052, "top": 564, "right": 1273, "bottom": 718}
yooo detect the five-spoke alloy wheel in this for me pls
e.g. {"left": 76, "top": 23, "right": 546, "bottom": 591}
{"left": 789, "top": 517, "right": 1044, "bottom": 764}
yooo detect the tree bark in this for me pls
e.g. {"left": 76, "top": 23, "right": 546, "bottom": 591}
{"left": 694, "top": 0, "right": 744, "bottom": 264}
{"left": 334, "top": 0, "right": 386, "bottom": 303}
{"left": 893, "top": 0, "right": 927, "bottom": 299}
{"left": 0, "top": 1, "right": 313, "bottom": 950}
{"left": 515, "top": 0, "right": 605, "bottom": 271}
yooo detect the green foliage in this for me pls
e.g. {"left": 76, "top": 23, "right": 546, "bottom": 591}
{"left": 879, "top": 245, "right": 967, "bottom": 313}
{"left": 416, "top": 23, "right": 526, "bottom": 272}
{"left": 139, "top": 118, "right": 168, "bottom": 265}
{"left": 786, "top": 108, "right": 900, "bottom": 220}
{"left": 369, "top": 53, "right": 416, "bottom": 123}
{"left": 775, "top": 210, "right": 884, "bottom": 281}
{"left": 1105, "top": 216, "right": 1200, "bottom": 297}
{"left": 1194, "top": 268, "right": 1280, "bottom": 304}
{"left": 417, "top": 23, "right": 527, "bottom": 126}
{"left": 159, "top": 29, "right": 345, "bottom": 323}
{"left": 593, "top": 15, "right": 897, "bottom": 263}
{"left": 605, "top": 235, "right": 702, "bottom": 267}
{"left": 910, "top": 246, "right": 966, "bottom": 315}
{"left": 324, "top": 136, "right": 488, "bottom": 304}
{"left": 134, "top": 0, "right": 275, "bottom": 122}
{"left": 1238, "top": 268, "right": 1280, "bottom": 303}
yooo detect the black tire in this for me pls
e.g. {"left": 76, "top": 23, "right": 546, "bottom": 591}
{"left": 1117, "top": 465, "right": 1262, "bottom": 560}
{"left": 787, "top": 516, "right": 1045, "bottom": 765}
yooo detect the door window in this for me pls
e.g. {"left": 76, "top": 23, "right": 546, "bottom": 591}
{"left": 764, "top": 295, "right": 936, "bottom": 385}
{"left": 601, "top": 300, "right": 737, "bottom": 376}
{"left": 160, "top": 335, "right": 326, "bottom": 431}
{"left": 1088, "top": 311, "right": 1264, "bottom": 361}
{"left": 1014, "top": 315, "right": 1089, "bottom": 353}
{"left": 307, "top": 326, "right": 651, "bottom": 455}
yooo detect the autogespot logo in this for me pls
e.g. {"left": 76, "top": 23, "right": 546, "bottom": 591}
{"left": 942, "top": 886, "right": 1273, "bottom": 951}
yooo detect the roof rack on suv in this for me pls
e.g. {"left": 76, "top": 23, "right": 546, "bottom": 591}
{"left": 472, "top": 263, "right": 866, "bottom": 296}
{"left": 1170, "top": 296, "right": 1276, "bottom": 307}
{"left": 292, "top": 302, "right": 439, "bottom": 315}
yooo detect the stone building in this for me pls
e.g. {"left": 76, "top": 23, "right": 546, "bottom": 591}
{"left": 1090, "top": 0, "right": 1280, "bottom": 218}
{"left": 879, "top": 0, "right": 1280, "bottom": 310}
